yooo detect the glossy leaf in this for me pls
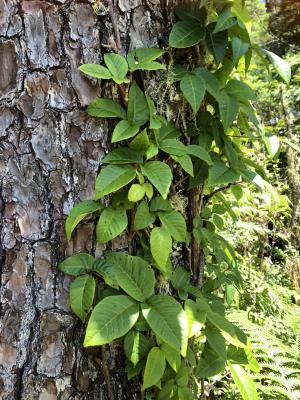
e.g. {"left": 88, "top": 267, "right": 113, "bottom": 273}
{"left": 150, "top": 227, "right": 172, "bottom": 273}
{"left": 95, "top": 165, "right": 136, "bottom": 199}
{"left": 141, "top": 161, "right": 172, "bottom": 199}
{"left": 84, "top": 295, "right": 139, "bottom": 346}
{"left": 127, "top": 82, "right": 149, "bottom": 126}
{"left": 59, "top": 253, "right": 94, "bottom": 276}
{"left": 96, "top": 207, "right": 128, "bottom": 243}
{"left": 79, "top": 64, "right": 112, "bottom": 79}
{"left": 87, "top": 98, "right": 126, "bottom": 119}
{"left": 111, "top": 120, "right": 140, "bottom": 143}
{"left": 65, "top": 200, "right": 103, "bottom": 240}
{"left": 70, "top": 274, "right": 95, "bottom": 322}
{"left": 180, "top": 73, "right": 206, "bottom": 114}
{"left": 105, "top": 251, "right": 155, "bottom": 302}
{"left": 142, "top": 347, "right": 166, "bottom": 390}
{"left": 169, "top": 21, "right": 205, "bottom": 48}
{"left": 141, "top": 294, "right": 188, "bottom": 356}
{"left": 159, "top": 210, "right": 187, "bottom": 242}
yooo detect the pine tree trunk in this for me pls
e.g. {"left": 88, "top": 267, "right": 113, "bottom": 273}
{"left": 0, "top": 1, "right": 172, "bottom": 398}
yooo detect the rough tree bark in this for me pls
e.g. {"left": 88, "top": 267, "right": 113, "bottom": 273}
{"left": 0, "top": 1, "right": 172, "bottom": 398}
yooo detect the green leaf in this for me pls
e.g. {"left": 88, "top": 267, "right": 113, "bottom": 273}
{"left": 232, "top": 37, "right": 249, "bottom": 66}
{"left": 59, "top": 253, "right": 94, "bottom": 276}
{"left": 141, "top": 294, "right": 188, "bottom": 356}
{"left": 169, "top": 21, "right": 205, "bottom": 49}
{"left": 141, "top": 161, "right": 172, "bottom": 199}
{"left": 172, "top": 154, "right": 194, "bottom": 176}
{"left": 207, "top": 161, "right": 239, "bottom": 187}
{"left": 134, "top": 201, "right": 156, "bottom": 230}
{"left": 102, "top": 148, "right": 143, "bottom": 165}
{"left": 65, "top": 200, "right": 103, "bottom": 240}
{"left": 185, "top": 299, "right": 206, "bottom": 337}
{"left": 175, "top": 2, "right": 207, "bottom": 23}
{"left": 143, "top": 183, "right": 153, "bottom": 199}
{"left": 161, "top": 343, "right": 181, "bottom": 372}
{"left": 262, "top": 133, "right": 280, "bottom": 158}
{"left": 70, "top": 274, "right": 95, "bottom": 322}
{"left": 207, "top": 311, "right": 246, "bottom": 347}
{"left": 283, "top": 138, "right": 300, "bottom": 153}
{"left": 171, "top": 267, "right": 190, "bottom": 292}
{"left": 180, "top": 73, "right": 205, "bottom": 114}
{"left": 84, "top": 295, "right": 139, "bottom": 346}
{"left": 87, "top": 98, "right": 126, "bottom": 119}
{"left": 226, "top": 80, "right": 256, "bottom": 102}
{"left": 128, "top": 184, "right": 145, "bottom": 202}
{"left": 96, "top": 207, "right": 127, "bottom": 243}
{"left": 218, "top": 91, "right": 239, "bottom": 130}
{"left": 79, "top": 64, "right": 112, "bottom": 79}
{"left": 95, "top": 165, "right": 136, "bottom": 199}
{"left": 176, "top": 366, "right": 190, "bottom": 387}
{"left": 104, "top": 53, "right": 128, "bottom": 83}
{"left": 178, "top": 387, "right": 193, "bottom": 400}
{"left": 194, "top": 67, "right": 221, "bottom": 100}
{"left": 130, "top": 129, "right": 150, "bottom": 154}
{"left": 206, "top": 325, "right": 227, "bottom": 360}
{"left": 197, "top": 346, "right": 226, "bottom": 377}
{"left": 150, "top": 196, "right": 173, "bottom": 212}
{"left": 187, "top": 145, "right": 212, "bottom": 165}
{"left": 127, "top": 48, "right": 165, "bottom": 72}
{"left": 142, "top": 347, "right": 166, "bottom": 390}
{"left": 127, "top": 82, "right": 149, "bottom": 126}
{"left": 213, "top": 7, "right": 236, "bottom": 33}
{"left": 160, "top": 139, "right": 188, "bottom": 156}
{"left": 205, "top": 23, "right": 228, "bottom": 64}
{"left": 159, "top": 210, "right": 186, "bottom": 242}
{"left": 105, "top": 251, "right": 155, "bottom": 302}
{"left": 228, "top": 363, "right": 258, "bottom": 400}
{"left": 124, "top": 331, "right": 151, "bottom": 366}
{"left": 111, "top": 120, "right": 140, "bottom": 143}
{"left": 146, "top": 95, "right": 162, "bottom": 130}
{"left": 264, "top": 49, "right": 291, "bottom": 84}
{"left": 150, "top": 227, "right": 172, "bottom": 273}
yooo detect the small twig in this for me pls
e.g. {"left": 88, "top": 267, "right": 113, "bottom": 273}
{"left": 204, "top": 180, "right": 243, "bottom": 204}
{"left": 106, "top": 0, "right": 122, "bottom": 52}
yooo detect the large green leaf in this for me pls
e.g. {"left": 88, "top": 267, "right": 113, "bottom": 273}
{"left": 197, "top": 346, "right": 226, "bottom": 377}
{"left": 141, "top": 161, "right": 172, "bottom": 199}
{"left": 161, "top": 342, "right": 181, "bottom": 372}
{"left": 127, "top": 48, "right": 165, "bottom": 72}
{"left": 150, "top": 227, "right": 172, "bottom": 273}
{"left": 142, "top": 347, "right": 166, "bottom": 390}
{"left": 101, "top": 148, "right": 143, "bottom": 165}
{"left": 159, "top": 210, "right": 187, "bottom": 242}
{"left": 127, "top": 82, "right": 149, "bottom": 126}
{"left": 180, "top": 73, "right": 206, "bottom": 114}
{"left": 185, "top": 299, "right": 206, "bottom": 338}
{"left": 171, "top": 155, "right": 194, "bottom": 176}
{"left": 187, "top": 145, "right": 212, "bottom": 165}
{"left": 150, "top": 196, "right": 173, "bottom": 212}
{"left": 104, "top": 53, "right": 128, "bottom": 84}
{"left": 207, "top": 161, "right": 239, "bottom": 187}
{"left": 206, "top": 325, "right": 227, "bottom": 360}
{"left": 111, "top": 120, "right": 140, "bottom": 143}
{"left": 124, "top": 331, "right": 151, "bottom": 366}
{"left": 134, "top": 201, "right": 156, "bottom": 230}
{"left": 79, "top": 64, "right": 112, "bottom": 79}
{"left": 213, "top": 7, "right": 237, "bottom": 33}
{"left": 95, "top": 165, "right": 136, "bottom": 199}
{"left": 105, "top": 251, "right": 155, "bottom": 302}
{"left": 96, "top": 207, "right": 128, "bottom": 243}
{"left": 84, "top": 295, "right": 139, "bottom": 346}
{"left": 87, "top": 98, "right": 126, "bottom": 119}
{"left": 264, "top": 49, "right": 291, "bottom": 84}
{"left": 207, "top": 311, "right": 246, "bottom": 347}
{"left": 59, "top": 253, "right": 94, "bottom": 276}
{"left": 228, "top": 363, "right": 258, "bottom": 400}
{"left": 218, "top": 91, "right": 239, "bottom": 130}
{"left": 169, "top": 21, "right": 205, "bottom": 48}
{"left": 65, "top": 200, "right": 103, "bottom": 240}
{"left": 194, "top": 67, "right": 221, "bottom": 100}
{"left": 226, "top": 80, "right": 256, "bottom": 102}
{"left": 175, "top": 2, "right": 207, "bottom": 23}
{"left": 159, "top": 139, "right": 187, "bottom": 156}
{"left": 205, "top": 23, "right": 228, "bottom": 64}
{"left": 141, "top": 294, "right": 188, "bottom": 356}
{"left": 232, "top": 37, "right": 249, "bottom": 66}
{"left": 70, "top": 274, "right": 95, "bottom": 322}
{"left": 129, "top": 129, "right": 150, "bottom": 155}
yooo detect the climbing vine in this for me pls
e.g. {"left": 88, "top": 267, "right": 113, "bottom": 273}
{"left": 58, "top": 1, "right": 291, "bottom": 398}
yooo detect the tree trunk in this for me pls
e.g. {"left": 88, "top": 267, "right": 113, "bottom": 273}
{"left": 0, "top": 1, "right": 171, "bottom": 398}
